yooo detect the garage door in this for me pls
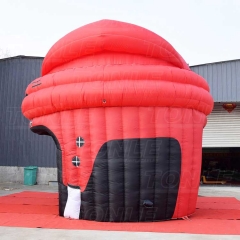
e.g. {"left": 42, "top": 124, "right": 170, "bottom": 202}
{"left": 203, "top": 103, "right": 240, "bottom": 147}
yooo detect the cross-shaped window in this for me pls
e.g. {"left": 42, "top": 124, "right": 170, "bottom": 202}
{"left": 76, "top": 137, "right": 85, "bottom": 147}
{"left": 72, "top": 156, "right": 80, "bottom": 167}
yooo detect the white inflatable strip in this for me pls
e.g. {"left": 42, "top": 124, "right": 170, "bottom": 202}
{"left": 64, "top": 186, "right": 81, "bottom": 219}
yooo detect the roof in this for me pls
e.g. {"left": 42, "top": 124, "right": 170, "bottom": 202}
{"left": 191, "top": 58, "right": 240, "bottom": 67}
{"left": 0, "top": 55, "right": 44, "bottom": 62}
{"left": 190, "top": 59, "right": 240, "bottom": 102}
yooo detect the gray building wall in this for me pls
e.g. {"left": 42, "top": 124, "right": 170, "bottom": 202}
{"left": 190, "top": 59, "right": 240, "bottom": 102}
{"left": 0, "top": 56, "right": 56, "bottom": 168}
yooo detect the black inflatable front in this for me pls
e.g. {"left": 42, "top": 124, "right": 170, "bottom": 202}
{"left": 80, "top": 138, "right": 181, "bottom": 222}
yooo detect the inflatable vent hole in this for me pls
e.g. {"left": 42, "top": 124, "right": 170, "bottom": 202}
{"left": 72, "top": 156, "right": 80, "bottom": 167}
{"left": 76, "top": 137, "right": 85, "bottom": 147}
{"left": 102, "top": 99, "right": 106, "bottom": 104}
{"left": 143, "top": 200, "right": 153, "bottom": 208}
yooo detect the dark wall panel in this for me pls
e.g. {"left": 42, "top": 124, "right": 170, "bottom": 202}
{"left": 0, "top": 56, "right": 56, "bottom": 167}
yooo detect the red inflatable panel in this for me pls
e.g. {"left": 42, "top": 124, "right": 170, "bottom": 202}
{"left": 41, "top": 20, "right": 189, "bottom": 75}
{"left": 22, "top": 20, "right": 213, "bottom": 222}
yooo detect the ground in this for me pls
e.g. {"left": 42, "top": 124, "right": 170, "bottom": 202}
{"left": 0, "top": 183, "right": 239, "bottom": 239}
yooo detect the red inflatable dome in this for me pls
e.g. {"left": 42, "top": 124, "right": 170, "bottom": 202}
{"left": 22, "top": 20, "right": 213, "bottom": 222}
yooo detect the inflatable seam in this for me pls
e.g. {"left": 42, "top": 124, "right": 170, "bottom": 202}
{"left": 165, "top": 108, "right": 170, "bottom": 219}
{"left": 179, "top": 108, "right": 184, "bottom": 217}
{"left": 121, "top": 107, "right": 126, "bottom": 221}
{"left": 138, "top": 108, "right": 141, "bottom": 221}
{"left": 179, "top": 108, "right": 184, "bottom": 218}
{"left": 89, "top": 109, "right": 96, "bottom": 220}
{"left": 105, "top": 108, "right": 110, "bottom": 221}
{"left": 72, "top": 110, "right": 77, "bottom": 186}
{"left": 153, "top": 109, "right": 156, "bottom": 221}
{"left": 189, "top": 110, "right": 195, "bottom": 215}
{"left": 58, "top": 112, "right": 66, "bottom": 185}
{"left": 187, "top": 110, "right": 194, "bottom": 216}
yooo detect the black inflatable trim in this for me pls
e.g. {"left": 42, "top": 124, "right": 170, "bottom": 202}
{"left": 80, "top": 137, "right": 181, "bottom": 222}
{"left": 31, "top": 125, "right": 67, "bottom": 216}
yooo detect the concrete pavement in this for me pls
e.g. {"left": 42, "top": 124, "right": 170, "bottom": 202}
{"left": 0, "top": 182, "right": 58, "bottom": 197}
{"left": 0, "top": 227, "right": 239, "bottom": 240}
{"left": 199, "top": 185, "right": 240, "bottom": 200}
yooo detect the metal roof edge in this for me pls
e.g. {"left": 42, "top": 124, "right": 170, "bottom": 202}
{"left": 1, "top": 56, "right": 240, "bottom": 67}
{"left": 0, "top": 55, "right": 44, "bottom": 62}
{"left": 190, "top": 59, "right": 240, "bottom": 68}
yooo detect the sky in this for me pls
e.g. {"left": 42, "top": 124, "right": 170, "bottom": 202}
{"left": 0, "top": 0, "right": 240, "bottom": 65}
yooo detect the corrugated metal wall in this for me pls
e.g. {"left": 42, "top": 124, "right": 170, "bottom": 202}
{"left": 190, "top": 60, "right": 240, "bottom": 102}
{"left": 203, "top": 103, "right": 240, "bottom": 147}
{"left": 0, "top": 56, "right": 56, "bottom": 167}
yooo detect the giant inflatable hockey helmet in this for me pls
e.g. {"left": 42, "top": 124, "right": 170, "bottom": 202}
{"left": 22, "top": 20, "right": 213, "bottom": 222}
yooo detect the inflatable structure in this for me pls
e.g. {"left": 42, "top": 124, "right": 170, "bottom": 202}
{"left": 22, "top": 20, "right": 213, "bottom": 222}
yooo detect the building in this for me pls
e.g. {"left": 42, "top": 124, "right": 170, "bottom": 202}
{"left": 191, "top": 60, "right": 240, "bottom": 184}
{"left": 0, "top": 56, "right": 239, "bottom": 184}
{"left": 0, "top": 56, "right": 56, "bottom": 184}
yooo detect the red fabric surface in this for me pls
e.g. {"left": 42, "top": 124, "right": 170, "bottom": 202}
{"left": 41, "top": 20, "right": 190, "bottom": 75}
{"left": 0, "top": 196, "right": 57, "bottom": 206}
{"left": 29, "top": 107, "right": 207, "bottom": 218}
{"left": 197, "top": 197, "right": 240, "bottom": 204}
{"left": 0, "top": 191, "right": 239, "bottom": 234}
{"left": 8, "top": 191, "right": 58, "bottom": 199}
{"left": 197, "top": 202, "right": 240, "bottom": 210}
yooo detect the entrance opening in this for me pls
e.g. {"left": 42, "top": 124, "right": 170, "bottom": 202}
{"left": 202, "top": 147, "right": 240, "bottom": 185}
